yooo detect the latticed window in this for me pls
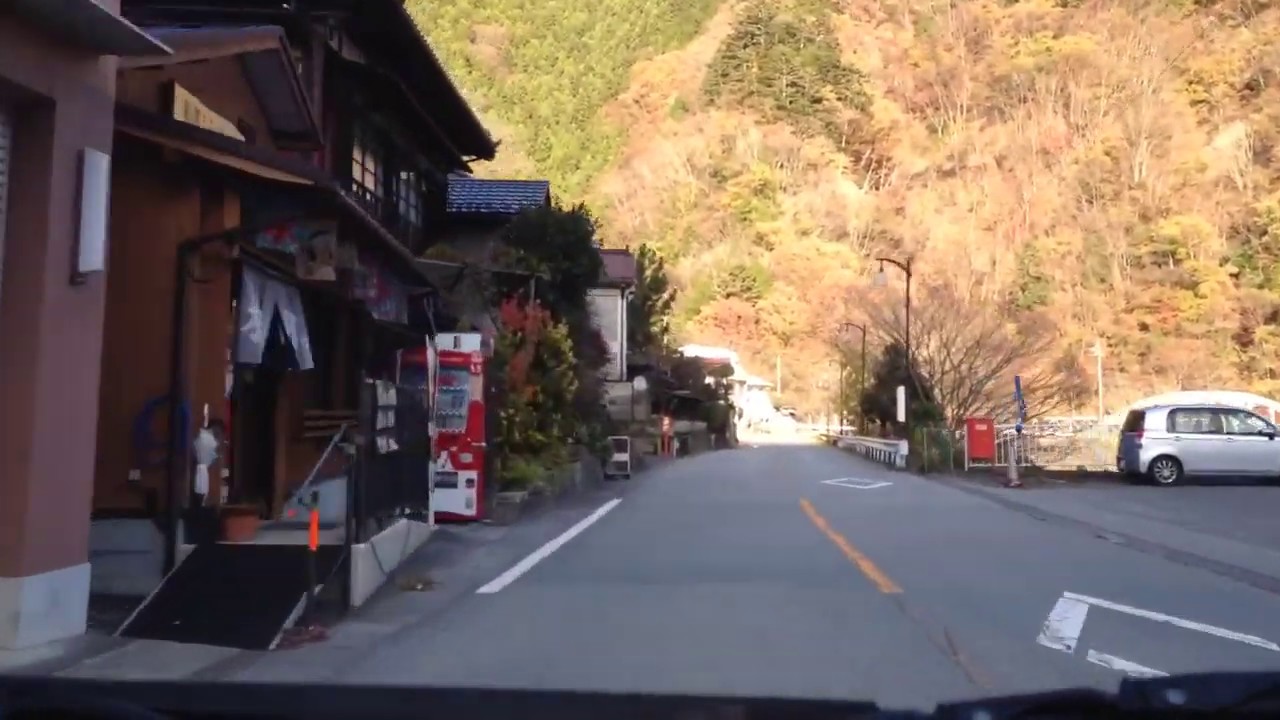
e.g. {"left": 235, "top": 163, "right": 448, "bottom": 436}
{"left": 396, "top": 169, "right": 422, "bottom": 228}
{"left": 350, "top": 123, "right": 384, "bottom": 213}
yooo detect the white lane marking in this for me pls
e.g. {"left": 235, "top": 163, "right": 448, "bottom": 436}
{"left": 1085, "top": 650, "right": 1168, "bottom": 678}
{"left": 475, "top": 498, "right": 622, "bottom": 594}
{"left": 1037, "top": 595, "right": 1090, "bottom": 652}
{"left": 821, "top": 477, "right": 892, "bottom": 490}
{"left": 1064, "top": 591, "right": 1280, "bottom": 652}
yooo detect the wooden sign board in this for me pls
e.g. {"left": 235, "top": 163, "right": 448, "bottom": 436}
{"left": 169, "top": 82, "right": 245, "bottom": 142}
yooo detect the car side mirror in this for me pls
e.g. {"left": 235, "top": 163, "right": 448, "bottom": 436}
{"left": 1263, "top": 428, "right": 1277, "bottom": 440}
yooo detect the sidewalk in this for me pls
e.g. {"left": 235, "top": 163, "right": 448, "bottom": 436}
{"left": 1, "top": 458, "right": 656, "bottom": 683}
{"left": 940, "top": 474, "right": 1280, "bottom": 595}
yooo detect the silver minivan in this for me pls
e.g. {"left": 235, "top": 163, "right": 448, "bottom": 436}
{"left": 1116, "top": 404, "right": 1280, "bottom": 485}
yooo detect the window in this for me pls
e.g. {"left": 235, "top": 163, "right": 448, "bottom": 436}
{"left": 436, "top": 367, "right": 471, "bottom": 432}
{"left": 1120, "top": 410, "right": 1145, "bottom": 433}
{"left": 395, "top": 169, "right": 423, "bottom": 237}
{"left": 1220, "top": 409, "right": 1274, "bottom": 435}
{"left": 349, "top": 117, "right": 434, "bottom": 247}
{"left": 1168, "top": 408, "right": 1220, "bottom": 434}
{"left": 351, "top": 122, "right": 384, "bottom": 213}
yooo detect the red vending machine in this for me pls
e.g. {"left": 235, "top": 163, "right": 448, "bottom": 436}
{"left": 431, "top": 332, "right": 487, "bottom": 521}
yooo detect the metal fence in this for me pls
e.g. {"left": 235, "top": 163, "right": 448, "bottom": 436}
{"left": 914, "top": 427, "right": 962, "bottom": 473}
{"left": 350, "top": 379, "right": 432, "bottom": 543}
{"left": 810, "top": 422, "right": 1119, "bottom": 474}
{"left": 960, "top": 422, "right": 1119, "bottom": 471}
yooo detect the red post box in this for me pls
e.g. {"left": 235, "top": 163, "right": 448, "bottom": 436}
{"left": 965, "top": 417, "right": 996, "bottom": 466}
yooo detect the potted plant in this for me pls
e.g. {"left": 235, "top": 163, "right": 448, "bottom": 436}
{"left": 218, "top": 479, "right": 262, "bottom": 543}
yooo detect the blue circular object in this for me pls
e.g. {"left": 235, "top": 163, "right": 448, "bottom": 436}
{"left": 132, "top": 395, "right": 191, "bottom": 469}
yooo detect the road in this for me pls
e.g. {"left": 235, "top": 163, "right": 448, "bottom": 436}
{"left": 239, "top": 441, "right": 1280, "bottom": 710}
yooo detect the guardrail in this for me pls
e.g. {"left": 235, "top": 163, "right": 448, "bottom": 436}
{"left": 819, "top": 431, "right": 909, "bottom": 469}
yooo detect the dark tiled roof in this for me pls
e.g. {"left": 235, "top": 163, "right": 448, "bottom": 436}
{"left": 446, "top": 177, "right": 550, "bottom": 215}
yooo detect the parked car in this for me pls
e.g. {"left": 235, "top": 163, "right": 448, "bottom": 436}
{"left": 1116, "top": 404, "right": 1280, "bottom": 486}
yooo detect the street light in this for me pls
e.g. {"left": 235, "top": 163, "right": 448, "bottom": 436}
{"left": 873, "top": 256, "right": 913, "bottom": 443}
{"left": 837, "top": 322, "right": 867, "bottom": 434}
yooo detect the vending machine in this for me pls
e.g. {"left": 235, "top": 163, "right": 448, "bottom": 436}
{"left": 430, "top": 332, "right": 487, "bottom": 521}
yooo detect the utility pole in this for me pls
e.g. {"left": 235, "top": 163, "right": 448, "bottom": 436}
{"left": 775, "top": 354, "right": 782, "bottom": 394}
{"left": 1091, "top": 339, "right": 1104, "bottom": 422}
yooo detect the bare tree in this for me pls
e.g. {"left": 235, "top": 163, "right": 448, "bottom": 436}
{"left": 859, "top": 282, "right": 1089, "bottom": 427}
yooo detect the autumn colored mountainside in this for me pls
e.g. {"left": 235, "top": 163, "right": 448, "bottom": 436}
{"left": 411, "top": 0, "right": 1280, "bottom": 418}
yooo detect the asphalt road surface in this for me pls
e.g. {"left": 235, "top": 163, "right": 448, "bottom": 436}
{"left": 259, "top": 441, "right": 1280, "bottom": 710}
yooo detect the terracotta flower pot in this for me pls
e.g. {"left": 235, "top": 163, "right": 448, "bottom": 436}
{"left": 219, "top": 504, "right": 261, "bottom": 543}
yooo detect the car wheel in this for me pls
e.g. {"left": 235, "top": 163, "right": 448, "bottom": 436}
{"left": 1148, "top": 455, "right": 1184, "bottom": 486}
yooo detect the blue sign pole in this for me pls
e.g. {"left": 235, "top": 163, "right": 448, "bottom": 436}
{"left": 1009, "top": 375, "right": 1025, "bottom": 487}
{"left": 1014, "top": 375, "right": 1027, "bottom": 429}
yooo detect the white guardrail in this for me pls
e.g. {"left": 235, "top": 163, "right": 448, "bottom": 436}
{"left": 832, "top": 433, "right": 909, "bottom": 469}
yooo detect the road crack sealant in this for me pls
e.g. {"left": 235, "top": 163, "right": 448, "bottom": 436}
{"left": 888, "top": 594, "right": 992, "bottom": 691}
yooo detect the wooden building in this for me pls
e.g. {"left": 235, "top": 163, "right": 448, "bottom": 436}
{"left": 90, "top": 0, "right": 496, "bottom": 628}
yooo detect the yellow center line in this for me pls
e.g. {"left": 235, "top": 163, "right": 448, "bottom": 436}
{"left": 800, "top": 498, "right": 902, "bottom": 594}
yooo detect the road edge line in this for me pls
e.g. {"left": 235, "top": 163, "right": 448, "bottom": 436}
{"left": 475, "top": 498, "right": 623, "bottom": 594}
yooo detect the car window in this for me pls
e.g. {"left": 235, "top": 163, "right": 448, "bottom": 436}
{"left": 1121, "top": 410, "right": 1145, "bottom": 433}
{"left": 1168, "top": 408, "right": 1220, "bottom": 434}
{"left": 1219, "top": 409, "right": 1273, "bottom": 434}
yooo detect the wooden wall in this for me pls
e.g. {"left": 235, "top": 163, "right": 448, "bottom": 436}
{"left": 94, "top": 140, "right": 237, "bottom": 513}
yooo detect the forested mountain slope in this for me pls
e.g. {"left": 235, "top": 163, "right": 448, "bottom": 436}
{"left": 410, "top": 0, "right": 1280, "bottom": 416}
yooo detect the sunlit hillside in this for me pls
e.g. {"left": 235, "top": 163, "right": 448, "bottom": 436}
{"left": 412, "top": 0, "right": 1280, "bottom": 416}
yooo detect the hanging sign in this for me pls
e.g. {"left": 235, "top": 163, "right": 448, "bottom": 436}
{"left": 353, "top": 248, "right": 408, "bottom": 324}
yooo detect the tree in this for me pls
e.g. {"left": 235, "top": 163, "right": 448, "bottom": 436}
{"left": 858, "top": 341, "right": 942, "bottom": 432}
{"left": 499, "top": 203, "right": 613, "bottom": 457}
{"left": 492, "top": 298, "right": 581, "bottom": 488}
{"left": 627, "top": 243, "right": 677, "bottom": 357}
{"left": 860, "top": 283, "right": 1089, "bottom": 427}
{"left": 501, "top": 203, "right": 604, "bottom": 333}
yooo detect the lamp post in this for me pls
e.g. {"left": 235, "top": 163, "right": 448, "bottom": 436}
{"left": 835, "top": 335, "right": 846, "bottom": 434}
{"left": 823, "top": 359, "right": 836, "bottom": 434}
{"left": 872, "top": 256, "right": 914, "bottom": 442}
{"left": 838, "top": 322, "right": 867, "bottom": 434}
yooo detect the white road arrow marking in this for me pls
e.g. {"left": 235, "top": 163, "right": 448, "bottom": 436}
{"left": 1085, "top": 650, "right": 1167, "bottom": 678}
{"left": 1037, "top": 595, "right": 1089, "bottom": 653}
{"left": 821, "top": 478, "right": 892, "bottom": 490}
{"left": 1037, "top": 591, "right": 1280, "bottom": 679}
{"left": 1063, "top": 591, "right": 1280, "bottom": 652}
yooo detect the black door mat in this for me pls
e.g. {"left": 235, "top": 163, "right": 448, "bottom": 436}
{"left": 118, "top": 543, "right": 343, "bottom": 650}
{"left": 88, "top": 594, "right": 145, "bottom": 634}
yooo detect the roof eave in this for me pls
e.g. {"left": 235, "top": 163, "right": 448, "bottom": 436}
{"left": 11, "top": 0, "right": 173, "bottom": 56}
{"left": 385, "top": 0, "right": 496, "bottom": 160}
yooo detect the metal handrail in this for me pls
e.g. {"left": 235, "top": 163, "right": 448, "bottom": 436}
{"left": 283, "top": 422, "right": 351, "bottom": 511}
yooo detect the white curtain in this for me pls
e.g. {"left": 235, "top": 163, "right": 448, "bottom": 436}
{"left": 235, "top": 263, "right": 314, "bottom": 370}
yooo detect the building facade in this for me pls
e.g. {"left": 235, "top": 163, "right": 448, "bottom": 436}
{"left": 0, "top": 2, "right": 168, "bottom": 649}
{"left": 72, "top": 0, "right": 499, "bottom": 647}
